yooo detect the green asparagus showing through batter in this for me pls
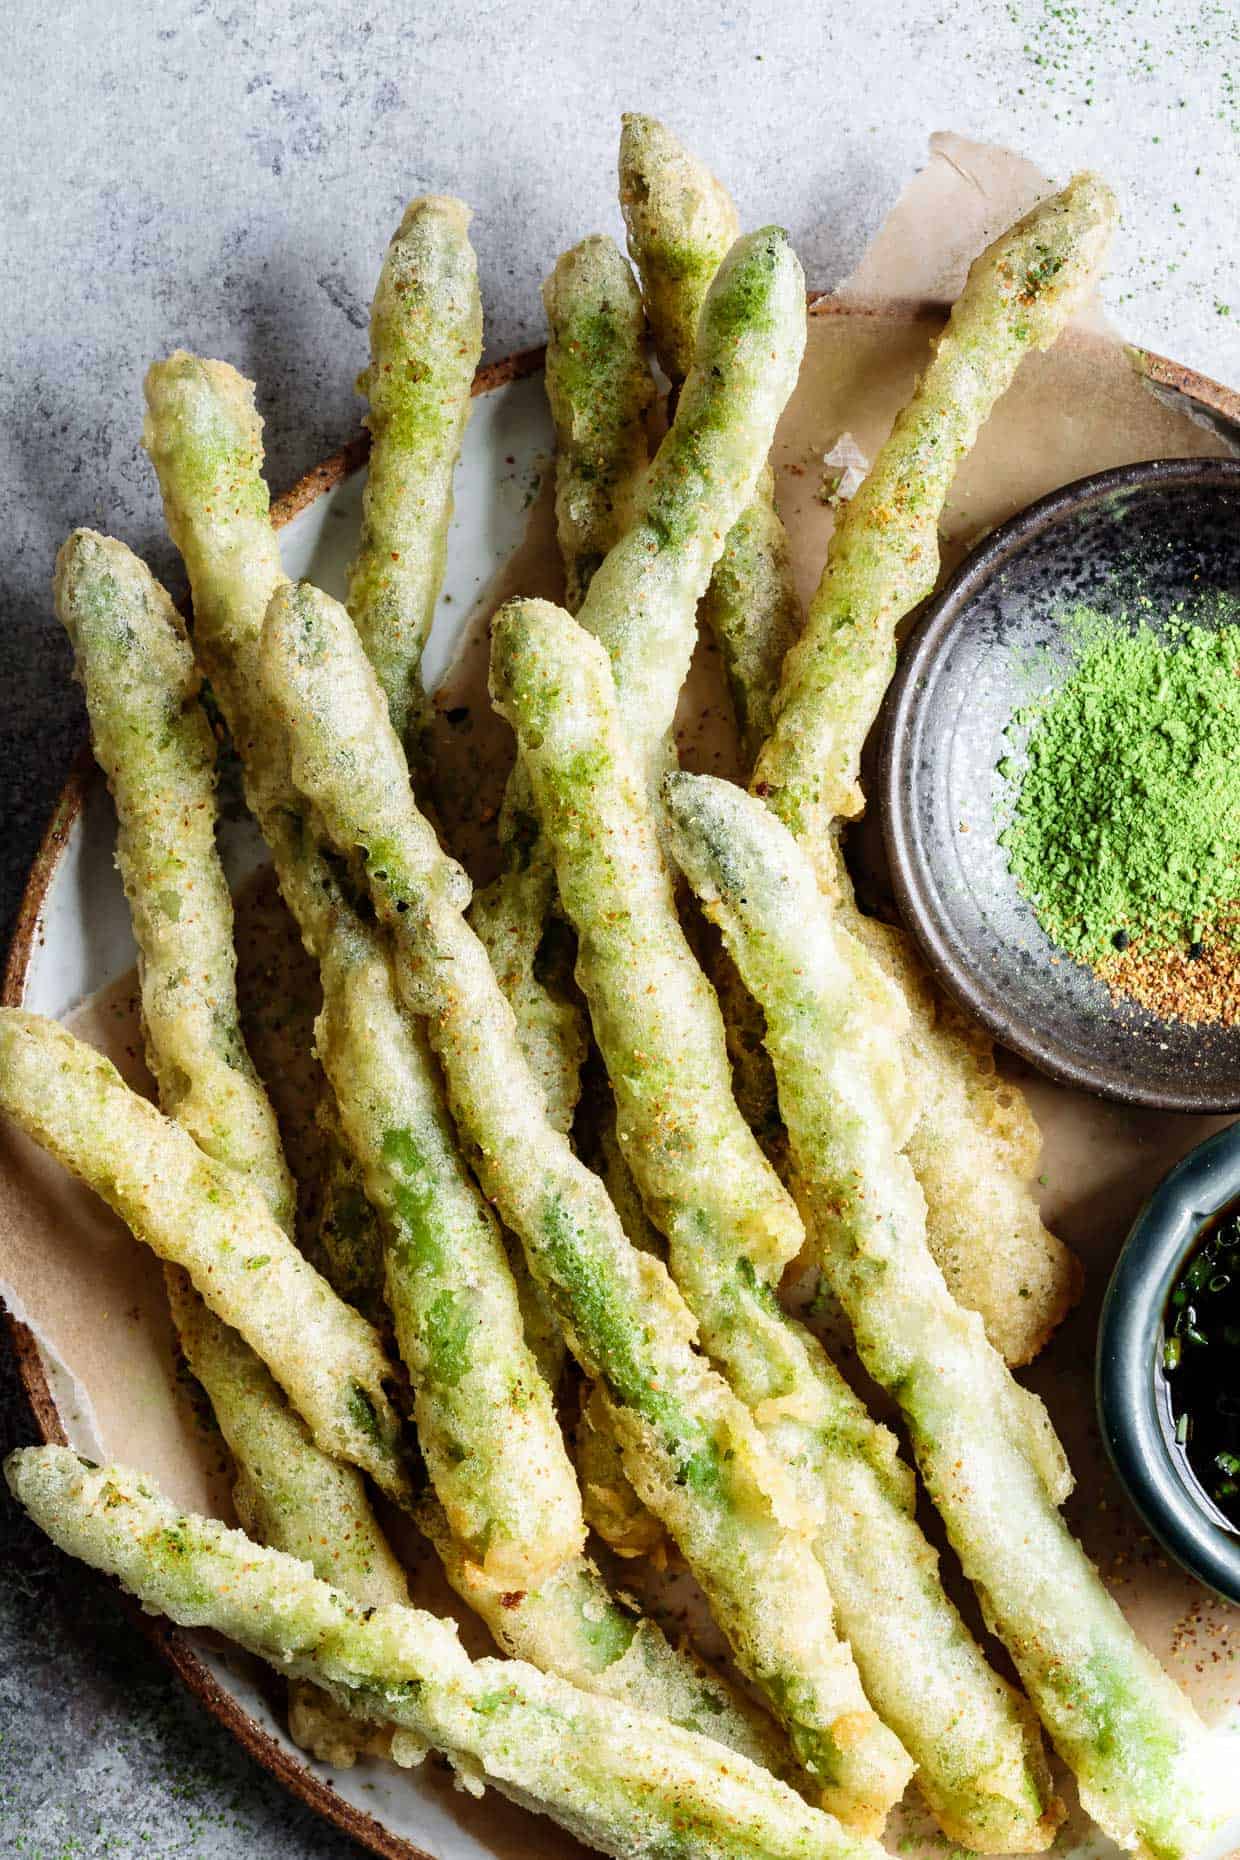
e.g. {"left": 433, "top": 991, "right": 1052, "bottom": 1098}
{"left": 309, "top": 903, "right": 784, "bottom": 1764}
{"left": 9, "top": 1450, "right": 893, "bottom": 1860}
{"left": 491, "top": 598, "right": 1060, "bottom": 1854}
{"left": 492, "top": 601, "right": 803, "bottom": 1288}
{"left": 260, "top": 576, "right": 913, "bottom": 1832}
{"left": 0, "top": 1008, "right": 411, "bottom": 1505}
{"left": 535, "top": 231, "right": 676, "bottom": 1557}
{"left": 619, "top": 113, "right": 801, "bottom": 771}
{"left": 53, "top": 530, "right": 295, "bottom": 1231}
{"left": 665, "top": 772, "right": 1225, "bottom": 1860}
{"left": 752, "top": 181, "right": 1111, "bottom": 1369}
{"left": 142, "top": 349, "right": 785, "bottom": 1761}
{"left": 314, "top": 904, "right": 586, "bottom": 1590}
{"left": 348, "top": 195, "right": 483, "bottom": 750}
{"left": 618, "top": 112, "right": 738, "bottom": 384}
{"left": 544, "top": 234, "right": 654, "bottom": 616}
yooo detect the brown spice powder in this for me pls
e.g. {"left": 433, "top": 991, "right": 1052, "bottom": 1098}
{"left": 1098, "top": 910, "right": 1240, "bottom": 1027}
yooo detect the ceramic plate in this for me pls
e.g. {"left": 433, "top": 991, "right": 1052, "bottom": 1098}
{"left": 3, "top": 308, "right": 1239, "bottom": 1860}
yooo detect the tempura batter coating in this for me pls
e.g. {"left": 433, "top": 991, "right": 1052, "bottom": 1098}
{"left": 260, "top": 576, "right": 912, "bottom": 1830}
{"left": 0, "top": 1009, "right": 411, "bottom": 1505}
{"left": 54, "top": 530, "right": 295, "bottom": 1230}
{"left": 348, "top": 196, "right": 483, "bottom": 747}
{"left": 544, "top": 235, "right": 654, "bottom": 615}
{"left": 8, "top": 1449, "right": 889, "bottom": 1860}
{"left": 492, "top": 599, "right": 1061, "bottom": 1853}
{"left": 666, "top": 774, "right": 1225, "bottom": 1860}
{"left": 619, "top": 112, "right": 740, "bottom": 384}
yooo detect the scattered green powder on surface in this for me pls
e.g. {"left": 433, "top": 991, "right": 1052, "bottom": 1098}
{"left": 998, "top": 602, "right": 1240, "bottom": 967}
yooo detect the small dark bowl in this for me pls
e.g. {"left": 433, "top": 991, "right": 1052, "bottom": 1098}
{"left": 1097, "top": 1120, "right": 1240, "bottom": 1604}
{"left": 881, "top": 458, "right": 1240, "bottom": 1113}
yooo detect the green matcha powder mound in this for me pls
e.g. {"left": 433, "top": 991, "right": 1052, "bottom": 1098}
{"left": 999, "top": 605, "right": 1240, "bottom": 965}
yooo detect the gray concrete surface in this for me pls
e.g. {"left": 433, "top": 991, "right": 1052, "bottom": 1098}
{"left": 2, "top": 2, "right": 1237, "bottom": 1854}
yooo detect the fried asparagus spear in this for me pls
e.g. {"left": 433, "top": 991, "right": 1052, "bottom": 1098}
{"left": 260, "top": 576, "right": 913, "bottom": 1831}
{"left": 348, "top": 196, "right": 483, "bottom": 750}
{"left": 617, "top": 112, "right": 739, "bottom": 384}
{"left": 619, "top": 112, "right": 801, "bottom": 770}
{"left": 9, "top": 1449, "right": 889, "bottom": 1860}
{"left": 491, "top": 597, "right": 1060, "bottom": 1853}
{"left": 473, "top": 233, "right": 649, "bottom": 1151}
{"left": 142, "top": 351, "right": 789, "bottom": 1766}
{"left": 54, "top": 526, "right": 403, "bottom": 1761}
{"left": 167, "top": 1277, "right": 407, "bottom": 1606}
{"left": 544, "top": 234, "right": 654, "bottom": 615}
{"left": 311, "top": 899, "right": 586, "bottom": 1590}
{"left": 749, "top": 178, "right": 1116, "bottom": 1366}
{"left": 344, "top": 206, "right": 571, "bottom": 1385}
{"left": 532, "top": 230, "right": 677, "bottom": 1555}
{"left": 53, "top": 531, "right": 294, "bottom": 1229}
{"left": 0, "top": 1008, "right": 411, "bottom": 1504}
{"left": 666, "top": 774, "right": 1226, "bottom": 1860}
{"left": 754, "top": 173, "right": 1116, "bottom": 836}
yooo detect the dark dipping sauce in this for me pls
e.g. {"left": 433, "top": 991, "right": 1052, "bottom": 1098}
{"left": 1161, "top": 1198, "right": 1240, "bottom": 1531}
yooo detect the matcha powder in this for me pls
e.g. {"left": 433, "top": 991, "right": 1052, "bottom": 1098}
{"left": 999, "top": 603, "right": 1240, "bottom": 1025}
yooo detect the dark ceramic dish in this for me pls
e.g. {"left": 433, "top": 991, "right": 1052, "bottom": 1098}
{"left": 1097, "top": 1120, "right": 1240, "bottom": 1604}
{"left": 881, "top": 458, "right": 1240, "bottom": 1113}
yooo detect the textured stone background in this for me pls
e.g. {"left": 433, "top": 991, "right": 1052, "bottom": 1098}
{"left": 2, "top": 2, "right": 1237, "bottom": 1854}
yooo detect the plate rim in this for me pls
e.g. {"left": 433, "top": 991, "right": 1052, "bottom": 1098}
{"left": 3, "top": 308, "right": 1238, "bottom": 1860}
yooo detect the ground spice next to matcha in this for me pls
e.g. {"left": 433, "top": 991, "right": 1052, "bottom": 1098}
{"left": 997, "top": 603, "right": 1240, "bottom": 1026}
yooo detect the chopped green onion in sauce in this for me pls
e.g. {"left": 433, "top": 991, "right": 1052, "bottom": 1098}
{"left": 1161, "top": 1198, "right": 1240, "bottom": 1530}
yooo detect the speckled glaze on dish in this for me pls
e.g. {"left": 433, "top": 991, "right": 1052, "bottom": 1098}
{"left": 882, "top": 458, "right": 1240, "bottom": 1113}
{"left": 1098, "top": 1118, "right": 1240, "bottom": 1604}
